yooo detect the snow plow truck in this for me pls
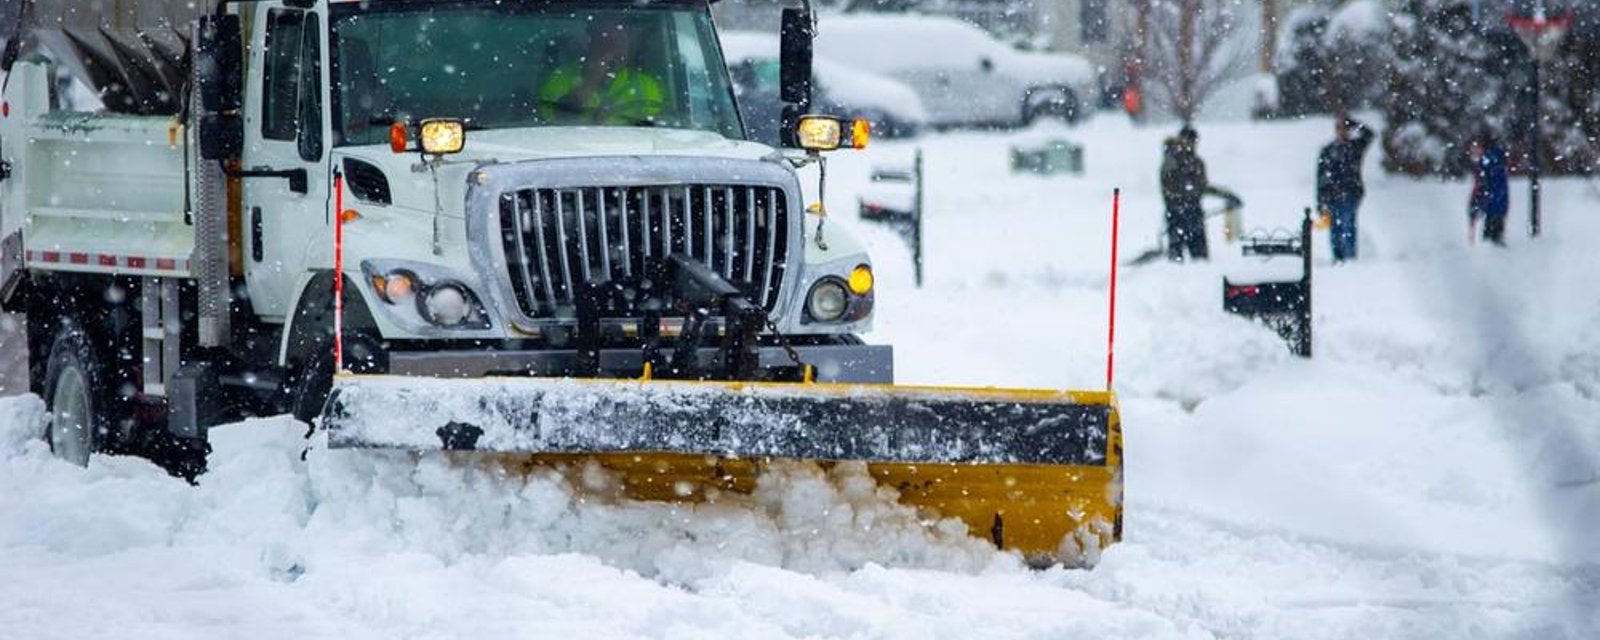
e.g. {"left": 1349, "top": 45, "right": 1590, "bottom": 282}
{"left": 0, "top": 0, "right": 1121, "bottom": 565}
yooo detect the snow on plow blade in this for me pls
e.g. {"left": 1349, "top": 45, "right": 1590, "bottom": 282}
{"left": 322, "top": 374, "right": 1123, "bottom": 563}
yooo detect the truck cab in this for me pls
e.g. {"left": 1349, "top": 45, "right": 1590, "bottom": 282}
{"left": 1, "top": 0, "right": 887, "bottom": 474}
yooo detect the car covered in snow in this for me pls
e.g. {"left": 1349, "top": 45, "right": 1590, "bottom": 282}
{"left": 721, "top": 30, "right": 927, "bottom": 146}
{"left": 814, "top": 14, "right": 1095, "bottom": 129}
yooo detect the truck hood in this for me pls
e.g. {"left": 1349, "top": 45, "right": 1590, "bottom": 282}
{"left": 429, "top": 126, "right": 776, "bottom": 165}
{"left": 331, "top": 126, "right": 791, "bottom": 269}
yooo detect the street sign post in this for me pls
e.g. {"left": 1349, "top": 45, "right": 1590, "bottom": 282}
{"left": 1508, "top": 6, "right": 1572, "bottom": 238}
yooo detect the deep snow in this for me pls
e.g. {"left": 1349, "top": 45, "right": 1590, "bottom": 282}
{"left": 2, "top": 115, "right": 1598, "bottom": 638}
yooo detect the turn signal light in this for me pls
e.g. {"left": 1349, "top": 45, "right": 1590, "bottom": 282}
{"left": 389, "top": 121, "right": 409, "bottom": 153}
{"left": 847, "top": 264, "right": 874, "bottom": 295}
{"left": 850, "top": 118, "right": 871, "bottom": 150}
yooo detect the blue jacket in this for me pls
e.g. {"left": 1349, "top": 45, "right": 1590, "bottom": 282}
{"left": 1470, "top": 146, "right": 1509, "bottom": 220}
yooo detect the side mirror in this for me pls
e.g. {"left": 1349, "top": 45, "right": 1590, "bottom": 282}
{"left": 198, "top": 114, "right": 243, "bottom": 160}
{"left": 779, "top": 8, "right": 813, "bottom": 107}
{"left": 196, "top": 15, "right": 243, "bottom": 113}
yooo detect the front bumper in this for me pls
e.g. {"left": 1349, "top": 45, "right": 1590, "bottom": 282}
{"left": 387, "top": 343, "right": 893, "bottom": 384}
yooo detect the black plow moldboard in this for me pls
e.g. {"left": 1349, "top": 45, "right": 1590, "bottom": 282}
{"left": 323, "top": 377, "right": 1110, "bottom": 466}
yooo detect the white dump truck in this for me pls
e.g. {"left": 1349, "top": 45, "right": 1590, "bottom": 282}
{"left": 1, "top": 0, "right": 1120, "bottom": 563}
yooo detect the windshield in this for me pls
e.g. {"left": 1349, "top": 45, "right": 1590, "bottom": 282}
{"left": 330, "top": 1, "right": 744, "bottom": 146}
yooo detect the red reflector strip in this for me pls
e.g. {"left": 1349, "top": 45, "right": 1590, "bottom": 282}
{"left": 25, "top": 251, "right": 186, "bottom": 272}
{"left": 1227, "top": 285, "right": 1259, "bottom": 297}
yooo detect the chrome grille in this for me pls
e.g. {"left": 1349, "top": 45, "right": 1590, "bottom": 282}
{"left": 499, "top": 184, "right": 789, "bottom": 317}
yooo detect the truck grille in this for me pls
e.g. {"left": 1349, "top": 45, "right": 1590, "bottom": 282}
{"left": 499, "top": 184, "right": 790, "bottom": 318}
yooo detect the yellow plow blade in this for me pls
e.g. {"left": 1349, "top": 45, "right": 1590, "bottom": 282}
{"left": 322, "top": 375, "right": 1122, "bottom": 563}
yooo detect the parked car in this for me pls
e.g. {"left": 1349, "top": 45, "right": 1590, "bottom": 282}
{"left": 721, "top": 31, "right": 927, "bottom": 146}
{"left": 814, "top": 14, "right": 1095, "bottom": 129}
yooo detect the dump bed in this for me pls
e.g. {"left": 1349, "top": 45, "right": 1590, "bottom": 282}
{"left": 0, "top": 62, "right": 193, "bottom": 278}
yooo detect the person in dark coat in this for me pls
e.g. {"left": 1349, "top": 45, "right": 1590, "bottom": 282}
{"left": 1316, "top": 115, "right": 1375, "bottom": 262}
{"left": 1468, "top": 134, "right": 1510, "bottom": 246}
{"left": 1160, "top": 126, "right": 1240, "bottom": 262}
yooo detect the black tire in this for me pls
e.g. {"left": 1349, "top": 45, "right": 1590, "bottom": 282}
{"left": 1023, "top": 88, "right": 1080, "bottom": 126}
{"left": 41, "top": 323, "right": 117, "bottom": 466}
{"left": 34, "top": 283, "right": 207, "bottom": 481}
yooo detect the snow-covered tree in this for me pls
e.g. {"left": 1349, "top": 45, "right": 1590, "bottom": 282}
{"left": 1385, "top": 0, "right": 1598, "bottom": 175}
{"left": 1141, "top": 0, "right": 1254, "bottom": 122}
{"left": 1272, "top": 1, "right": 1392, "bottom": 117}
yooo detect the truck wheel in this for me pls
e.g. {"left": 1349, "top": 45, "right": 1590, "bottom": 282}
{"left": 42, "top": 324, "right": 113, "bottom": 466}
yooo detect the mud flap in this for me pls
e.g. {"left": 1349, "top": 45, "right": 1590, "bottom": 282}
{"left": 321, "top": 374, "right": 1123, "bottom": 563}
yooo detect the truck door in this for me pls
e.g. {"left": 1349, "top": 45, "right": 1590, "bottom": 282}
{"left": 241, "top": 4, "right": 329, "bottom": 320}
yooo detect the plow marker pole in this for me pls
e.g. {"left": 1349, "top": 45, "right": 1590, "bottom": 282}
{"left": 334, "top": 171, "right": 345, "bottom": 373}
{"left": 1106, "top": 188, "right": 1121, "bottom": 392}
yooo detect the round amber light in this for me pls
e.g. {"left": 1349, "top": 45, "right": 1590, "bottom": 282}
{"left": 847, "top": 265, "right": 874, "bottom": 295}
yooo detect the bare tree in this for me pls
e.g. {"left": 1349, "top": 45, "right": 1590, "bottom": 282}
{"left": 1143, "top": 0, "right": 1253, "bottom": 122}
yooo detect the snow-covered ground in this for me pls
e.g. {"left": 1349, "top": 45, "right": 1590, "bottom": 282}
{"left": 3, "top": 115, "right": 1598, "bottom": 638}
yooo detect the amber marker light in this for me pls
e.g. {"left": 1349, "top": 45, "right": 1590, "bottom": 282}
{"left": 847, "top": 264, "right": 874, "bottom": 295}
{"left": 850, "top": 118, "right": 871, "bottom": 150}
{"left": 389, "top": 121, "right": 410, "bottom": 153}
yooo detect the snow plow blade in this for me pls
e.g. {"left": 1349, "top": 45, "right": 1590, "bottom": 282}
{"left": 321, "top": 375, "right": 1122, "bottom": 563}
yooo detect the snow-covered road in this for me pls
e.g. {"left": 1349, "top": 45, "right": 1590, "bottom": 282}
{"left": 3, "top": 116, "right": 1598, "bottom": 638}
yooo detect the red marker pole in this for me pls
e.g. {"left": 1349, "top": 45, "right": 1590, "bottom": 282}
{"left": 1106, "top": 188, "right": 1121, "bottom": 392}
{"left": 334, "top": 171, "right": 345, "bottom": 374}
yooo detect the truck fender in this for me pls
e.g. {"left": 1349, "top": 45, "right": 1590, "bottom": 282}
{"left": 276, "top": 270, "right": 382, "bottom": 369}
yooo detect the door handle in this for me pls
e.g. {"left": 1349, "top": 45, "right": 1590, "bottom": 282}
{"left": 231, "top": 166, "right": 308, "bottom": 194}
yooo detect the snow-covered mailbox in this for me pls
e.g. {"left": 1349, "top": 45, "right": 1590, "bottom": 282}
{"left": 857, "top": 151, "right": 925, "bottom": 287}
{"left": 1222, "top": 209, "right": 1314, "bottom": 358}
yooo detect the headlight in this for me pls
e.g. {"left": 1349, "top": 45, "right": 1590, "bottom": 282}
{"left": 806, "top": 279, "right": 849, "bottom": 322}
{"left": 796, "top": 116, "right": 842, "bottom": 151}
{"left": 420, "top": 118, "right": 465, "bottom": 155}
{"left": 421, "top": 283, "right": 473, "bottom": 326}
{"left": 362, "top": 260, "right": 491, "bottom": 330}
{"left": 796, "top": 115, "right": 871, "bottom": 152}
{"left": 371, "top": 270, "right": 417, "bottom": 304}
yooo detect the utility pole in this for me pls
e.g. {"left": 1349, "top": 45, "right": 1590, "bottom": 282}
{"left": 1261, "top": 0, "right": 1278, "bottom": 74}
{"left": 1178, "top": 0, "right": 1197, "bottom": 120}
{"left": 1129, "top": 0, "right": 1151, "bottom": 121}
